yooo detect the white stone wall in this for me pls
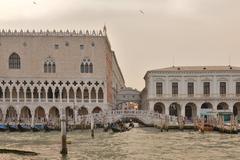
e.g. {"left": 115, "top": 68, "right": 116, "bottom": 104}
{"left": 143, "top": 70, "right": 240, "bottom": 118}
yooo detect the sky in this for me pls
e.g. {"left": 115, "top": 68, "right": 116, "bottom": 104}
{"left": 1, "top": 0, "right": 240, "bottom": 90}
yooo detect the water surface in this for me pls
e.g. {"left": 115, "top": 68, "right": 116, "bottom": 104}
{"left": 0, "top": 128, "right": 240, "bottom": 160}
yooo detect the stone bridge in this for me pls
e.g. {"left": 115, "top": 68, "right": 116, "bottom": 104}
{"left": 74, "top": 110, "right": 179, "bottom": 127}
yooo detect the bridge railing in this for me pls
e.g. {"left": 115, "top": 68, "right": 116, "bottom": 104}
{"left": 75, "top": 110, "right": 179, "bottom": 126}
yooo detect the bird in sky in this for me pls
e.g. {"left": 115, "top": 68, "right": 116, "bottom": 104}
{"left": 139, "top": 10, "right": 144, "bottom": 15}
{"left": 33, "top": 1, "right": 37, "bottom": 5}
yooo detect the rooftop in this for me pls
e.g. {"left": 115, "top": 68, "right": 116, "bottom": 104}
{"left": 149, "top": 65, "right": 240, "bottom": 72}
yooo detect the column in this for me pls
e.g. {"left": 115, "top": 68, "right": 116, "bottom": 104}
{"left": 31, "top": 110, "right": 35, "bottom": 127}
{"left": 17, "top": 88, "right": 19, "bottom": 103}
{"left": 10, "top": 89, "right": 12, "bottom": 102}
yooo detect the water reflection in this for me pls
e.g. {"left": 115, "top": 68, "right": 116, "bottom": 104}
{"left": 0, "top": 128, "right": 239, "bottom": 160}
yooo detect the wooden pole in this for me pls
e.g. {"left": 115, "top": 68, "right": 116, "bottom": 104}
{"left": 60, "top": 108, "right": 68, "bottom": 155}
{"left": 91, "top": 114, "right": 94, "bottom": 138}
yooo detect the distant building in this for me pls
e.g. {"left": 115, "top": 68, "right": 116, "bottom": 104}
{"left": 0, "top": 27, "right": 125, "bottom": 125}
{"left": 142, "top": 66, "right": 240, "bottom": 119}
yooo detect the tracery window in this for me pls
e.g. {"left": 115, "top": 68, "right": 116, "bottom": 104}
{"left": 9, "top": 53, "right": 21, "bottom": 69}
{"left": 81, "top": 58, "right": 93, "bottom": 73}
{"left": 44, "top": 57, "right": 56, "bottom": 73}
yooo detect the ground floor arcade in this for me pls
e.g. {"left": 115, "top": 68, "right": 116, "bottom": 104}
{"left": 0, "top": 103, "right": 106, "bottom": 126}
{"left": 151, "top": 101, "right": 240, "bottom": 120}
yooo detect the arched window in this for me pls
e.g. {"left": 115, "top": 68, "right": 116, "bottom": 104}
{"left": 85, "top": 63, "right": 89, "bottom": 73}
{"left": 89, "top": 63, "right": 93, "bottom": 73}
{"left": 98, "top": 87, "right": 104, "bottom": 102}
{"left": 9, "top": 53, "right": 21, "bottom": 69}
{"left": 80, "top": 58, "right": 93, "bottom": 73}
{"left": 44, "top": 56, "right": 56, "bottom": 73}
{"left": 81, "top": 63, "right": 84, "bottom": 73}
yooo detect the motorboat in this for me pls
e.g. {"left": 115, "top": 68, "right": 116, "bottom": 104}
{"left": 17, "top": 124, "right": 31, "bottom": 132}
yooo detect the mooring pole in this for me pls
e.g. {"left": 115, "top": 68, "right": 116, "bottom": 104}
{"left": 60, "top": 108, "right": 68, "bottom": 155}
{"left": 91, "top": 114, "right": 94, "bottom": 138}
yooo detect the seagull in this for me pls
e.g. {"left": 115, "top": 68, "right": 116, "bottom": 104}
{"left": 139, "top": 10, "right": 144, "bottom": 15}
{"left": 33, "top": 1, "right": 37, "bottom": 5}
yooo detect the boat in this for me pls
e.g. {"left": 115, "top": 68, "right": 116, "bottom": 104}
{"left": 0, "top": 124, "right": 8, "bottom": 132}
{"left": 7, "top": 124, "right": 18, "bottom": 132}
{"left": 17, "top": 124, "right": 31, "bottom": 132}
{"left": 111, "top": 122, "right": 131, "bottom": 133}
{"left": 32, "top": 124, "right": 44, "bottom": 132}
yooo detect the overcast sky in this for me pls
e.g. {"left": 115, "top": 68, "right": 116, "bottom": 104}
{"left": 1, "top": 0, "right": 240, "bottom": 90}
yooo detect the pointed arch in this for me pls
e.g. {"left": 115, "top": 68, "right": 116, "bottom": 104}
{"left": 78, "top": 107, "right": 88, "bottom": 115}
{"left": 76, "top": 87, "right": 82, "bottom": 102}
{"left": 91, "top": 88, "right": 96, "bottom": 102}
{"left": 20, "top": 106, "right": 32, "bottom": 123}
{"left": 62, "top": 87, "right": 67, "bottom": 102}
{"left": 83, "top": 88, "right": 89, "bottom": 102}
{"left": 89, "top": 63, "right": 93, "bottom": 73}
{"left": 69, "top": 87, "right": 74, "bottom": 102}
{"left": 44, "top": 62, "right": 48, "bottom": 73}
{"left": 12, "top": 87, "right": 17, "bottom": 102}
{"left": 81, "top": 63, "right": 85, "bottom": 73}
{"left": 5, "top": 87, "right": 10, "bottom": 102}
{"left": 35, "top": 106, "right": 46, "bottom": 123}
{"left": 49, "top": 106, "right": 60, "bottom": 122}
{"left": 19, "top": 87, "right": 24, "bottom": 102}
{"left": 26, "top": 87, "right": 32, "bottom": 101}
{"left": 40, "top": 87, "right": 46, "bottom": 101}
{"left": 33, "top": 87, "right": 38, "bottom": 101}
{"left": 98, "top": 87, "right": 104, "bottom": 102}
{"left": 54, "top": 87, "right": 60, "bottom": 102}
{"left": 92, "top": 106, "right": 102, "bottom": 113}
{"left": 47, "top": 63, "right": 51, "bottom": 73}
{"left": 47, "top": 87, "right": 53, "bottom": 101}
{"left": 52, "top": 62, "right": 56, "bottom": 73}
{"left": 9, "top": 53, "right": 21, "bottom": 69}
{"left": 6, "top": 106, "right": 17, "bottom": 122}
{"left": 66, "top": 107, "right": 74, "bottom": 120}
{"left": 85, "top": 63, "right": 89, "bottom": 73}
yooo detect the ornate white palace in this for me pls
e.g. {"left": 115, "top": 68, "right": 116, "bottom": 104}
{"left": 0, "top": 27, "right": 126, "bottom": 126}
{"left": 141, "top": 66, "right": 240, "bottom": 120}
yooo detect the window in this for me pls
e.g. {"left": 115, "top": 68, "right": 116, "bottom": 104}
{"left": 44, "top": 57, "right": 56, "bottom": 73}
{"left": 156, "top": 82, "right": 163, "bottom": 95}
{"left": 80, "top": 58, "right": 93, "bottom": 73}
{"left": 54, "top": 44, "right": 59, "bottom": 49}
{"left": 80, "top": 44, "right": 84, "bottom": 50}
{"left": 188, "top": 82, "right": 194, "bottom": 96}
{"left": 203, "top": 82, "right": 210, "bottom": 96}
{"left": 9, "top": 53, "right": 21, "bottom": 69}
{"left": 172, "top": 82, "right": 178, "bottom": 96}
{"left": 220, "top": 82, "right": 226, "bottom": 96}
{"left": 236, "top": 82, "right": 240, "bottom": 95}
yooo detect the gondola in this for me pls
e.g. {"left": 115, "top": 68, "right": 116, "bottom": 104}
{"left": 32, "top": 124, "right": 44, "bottom": 132}
{"left": 17, "top": 124, "right": 31, "bottom": 132}
{"left": 7, "top": 124, "right": 18, "bottom": 132}
{"left": 0, "top": 124, "right": 8, "bottom": 132}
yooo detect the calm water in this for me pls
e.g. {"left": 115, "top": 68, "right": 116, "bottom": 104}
{"left": 0, "top": 128, "right": 240, "bottom": 160}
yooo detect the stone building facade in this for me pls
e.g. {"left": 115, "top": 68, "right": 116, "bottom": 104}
{"left": 0, "top": 27, "right": 125, "bottom": 124}
{"left": 142, "top": 66, "right": 240, "bottom": 120}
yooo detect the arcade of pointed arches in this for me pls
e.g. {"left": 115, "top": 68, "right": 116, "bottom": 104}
{"left": 153, "top": 101, "right": 240, "bottom": 119}
{"left": 0, "top": 105, "right": 103, "bottom": 123}
{"left": 0, "top": 80, "right": 105, "bottom": 103}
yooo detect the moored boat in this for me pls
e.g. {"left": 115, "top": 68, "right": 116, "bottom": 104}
{"left": 17, "top": 124, "right": 31, "bottom": 132}
{"left": 32, "top": 124, "right": 44, "bottom": 132}
{"left": 0, "top": 124, "right": 8, "bottom": 132}
{"left": 7, "top": 124, "right": 18, "bottom": 132}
